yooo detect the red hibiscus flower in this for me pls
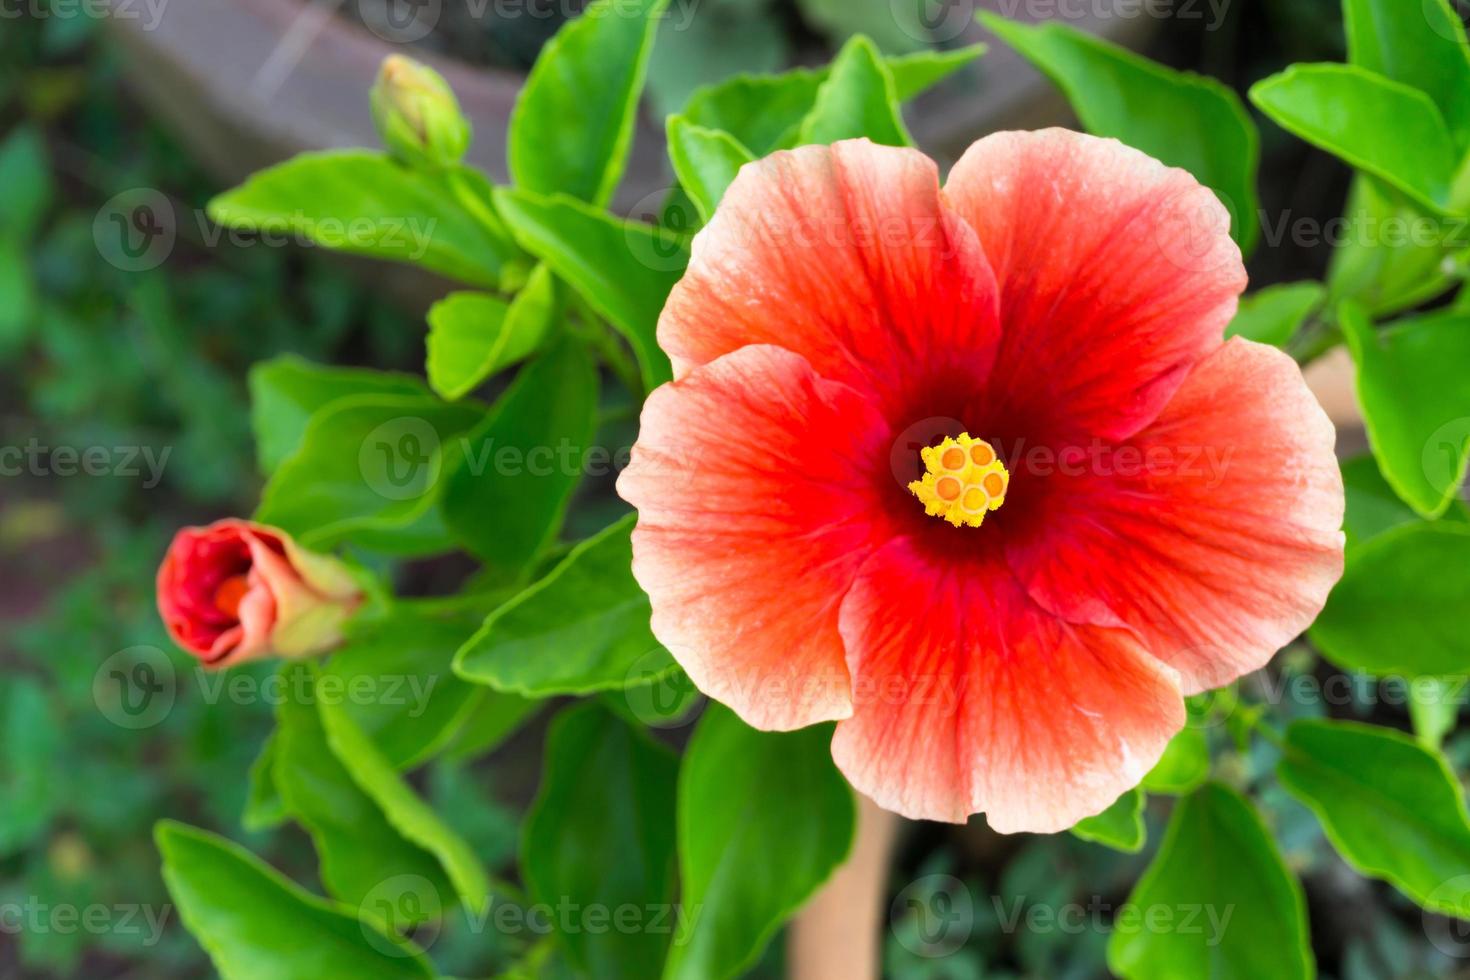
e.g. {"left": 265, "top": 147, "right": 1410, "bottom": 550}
{"left": 157, "top": 519, "right": 362, "bottom": 669}
{"left": 618, "top": 130, "right": 1344, "bottom": 831}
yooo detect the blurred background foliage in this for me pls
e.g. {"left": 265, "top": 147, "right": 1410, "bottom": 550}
{"left": 2, "top": 0, "right": 1468, "bottom": 978}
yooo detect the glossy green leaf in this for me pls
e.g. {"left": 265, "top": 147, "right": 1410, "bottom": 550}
{"left": 680, "top": 45, "right": 983, "bottom": 156}
{"left": 1341, "top": 454, "right": 1468, "bottom": 552}
{"left": 666, "top": 116, "right": 755, "bottom": 223}
{"left": 1142, "top": 726, "right": 1210, "bottom": 795}
{"left": 1311, "top": 522, "right": 1470, "bottom": 676}
{"left": 156, "top": 821, "right": 433, "bottom": 979}
{"left": 208, "top": 151, "right": 520, "bottom": 287}
{"left": 666, "top": 705, "right": 853, "bottom": 980}
{"left": 495, "top": 187, "right": 686, "bottom": 388}
{"left": 1279, "top": 719, "right": 1470, "bottom": 917}
{"left": 1328, "top": 176, "right": 1458, "bottom": 317}
{"left": 255, "top": 394, "right": 482, "bottom": 555}
{"left": 509, "top": 0, "right": 671, "bottom": 206}
{"left": 426, "top": 265, "right": 557, "bottom": 401}
{"left": 248, "top": 355, "right": 426, "bottom": 474}
{"left": 322, "top": 605, "right": 486, "bottom": 770}
{"left": 273, "top": 664, "right": 454, "bottom": 915}
{"left": 318, "top": 696, "right": 492, "bottom": 914}
{"left": 1108, "top": 783, "right": 1312, "bottom": 980}
{"left": 1225, "top": 282, "right": 1323, "bottom": 347}
{"left": 1070, "top": 788, "right": 1145, "bottom": 853}
{"left": 1251, "top": 65, "right": 1459, "bottom": 216}
{"left": 1341, "top": 304, "right": 1470, "bottom": 516}
{"left": 983, "top": 13, "right": 1260, "bottom": 252}
{"left": 1344, "top": 0, "right": 1470, "bottom": 149}
{"left": 798, "top": 36, "right": 911, "bottom": 147}
{"left": 455, "top": 514, "right": 675, "bottom": 695}
{"left": 522, "top": 703, "right": 678, "bottom": 978}
{"left": 442, "top": 337, "right": 599, "bottom": 578}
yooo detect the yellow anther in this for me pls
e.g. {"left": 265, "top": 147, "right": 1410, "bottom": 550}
{"left": 908, "top": 433, "right": 1008, "bottom": 528}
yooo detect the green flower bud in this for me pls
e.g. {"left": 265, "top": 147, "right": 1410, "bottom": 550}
{"left": 370, "top": 54, "right": 472, "bottom": 169}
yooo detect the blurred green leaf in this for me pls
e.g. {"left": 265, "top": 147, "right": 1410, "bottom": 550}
{"left": 509, "top": 0, "right": 670, "bottom": 206}
{"left": 1341, "top": 304, "right": 1470, "bottom": 516}
{"left": 1340, "top": 454, "right": 1468, "bottom": 552}
{"left": 1070, "top": 788, "right": 1145, "bottom": 853}
{"left": 1279, "top": 719, "right": 1470, "bottom": 917}
{"left": 522, "top": 703, "right": 678, "bottom": 978}
{"left": 1251, "top": 65, "right": 1460, "bottom": 216}
{"left": 494, "top": 187, "right": 686, "bottom": 388}
{"left": 796, "top": 0, "right": 927, "bottom": 54}
{"left": 798, "top": 36, "right": 911, "bottom": 147}
{"left": 665, "top": 116, "right": 755, "bottom": 223}
{"left": 646, "top": 0, "right": 788, "bottom": 120}
{"left": 0, "top": 124, "right": 54, "bottom": 242}
{"left": 1344, "top": 0, "right": 1470, "bottom": 149}
{"left": 273, "top": 663, "right": 454, "bottom": 916}
{"left": 255, "top": 393, "right": 482, "bottom": 555}
{"left": 248, "top": 355, "right": 426, "bottom": 475}
{"left": 208, "top": 152, "right": 519, "bottom": 287}
{"left": 442, "top": 336, "right": 599, "bottom": 579}
{"left": 0, "top": 239, "right": 36, "bottom": 358}
{"left": 156, "top": 820, "right": 433, "bottom": 978}
{"left": 666, "top": 705, "right": 853, "bottom": 980}
{"left": 242, "top": 734, "right": 287, "bottom": 832}
{"left": 0, "top": 679, "right": 59, "bottom": 855}
{"left": 1410, "top": 679, "right": 1461, "bottom": 750}
{"left": 983, "top": 13, "right": 1260, "bottom": 252}
{"left": 1108, "top": 784, "right": 1312, "bottom": 980}
{"left": 1142, "top": 726, "right": 1210, "bottom": 796}
{"left": 1226, "top": 282, "right": 1323, "bottom": 347}
{"left": 455, "top": 514, "right": 675, "bottom": 695}
{"left": 426, "top": 265, "right": 557, "bottom": 401}
{"left": 1312, "top": 522, "right": 1470, "bottom": 676}
{"left": 1328, "top": 177, "right": 1459, "bottom": 318}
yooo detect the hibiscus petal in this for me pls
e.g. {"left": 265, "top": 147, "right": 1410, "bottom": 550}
{"left": 618, "top": 345, "right": 894, "bottom": 731}
{"left": 831, "top": 539, "right": 1184, "bottom": 831}
{"left": 1006, "top": 339, "right": 1345, "bottom": 693}
{"left": 658, "top": 139, "right": 1000, "bottom": 418}
{"left": 944, "top": 128, "right": 1246, "bottom": 442}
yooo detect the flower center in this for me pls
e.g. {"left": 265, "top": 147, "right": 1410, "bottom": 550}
{"left": 214, "top": 574, "right": 250, "bottom": 618}
{"left": 908, "top": 433, "right": 1009, "bottom": 528}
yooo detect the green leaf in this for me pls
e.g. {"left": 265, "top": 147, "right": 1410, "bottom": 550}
{"left": 679, "top": 45, "right": 983, "bottom": 156}
{"left": 255, "top": 393, "right": 482, "bottom": 555}
{"left": 645, "top": 0, "right": 789, "bottom": 121}
{"left": 1328, "top": 176, "right": 1458, "bottom": 317}
{"left": 798, "top": 36, "right": 911, "bottom": 147}
{"left": 318, "top": 695, "right": 493, "bottom": 914}
{"left": 156, "top": 821, "right": 434, "bottom": 979}
{"left": 666, "top": 116, "right": 755, "bottom": 223}
{"left": 495, "top": 187, "right": 686, "bottom": 389}
{"left": 1225, "top": 282, "right": 1323, "bottom": 347}
{"left": 1250, "top": 64, "right": 1460, "bottom": 216}
{"left": 1311, "top": 522, "right": 1470, "bottom": 676}
{"left": 795, "top": 0, "right": 927, "bottom": 55}
{"left": 1344, "top": 0, "right": 1470, "bottom": 150}
{"left": 0, "top": 125, "right": 54, "bottom": 242}
{"left": 208, "top": 151, "right": 520, "bottom": 287}
{"left": 1141, "top": 726, "right": 1210, "bottom": 796}
{"left": 666, "top": 705, "right": 853, "bottom": 980}
{"left": 0, "top": 679, "right": 58, "bottom": 855}
{"left": 1340, "top": 454, "right": 1468, "bottom": 552}
{"left": 509, "top": 0, "right": 671, "bottom": 206}
{"left": 322, "top": 605, "right": 486, "bottom": 770}
{"left": 982, "top": 13, "right": 1260, "bottom": 252}
{"left": 455, "top": 514, "right": 675, "bottom": 695}
{"left": 426, "top": 265, "right": 557, "bottom": 401}
{"left": 522, "top": 703, "right": 678, "bottom": 978}
{"left": 1410, "top": 679, "right": 1461, "bottom": 749}
{"left": 442, "top": 336, "right": 599, "bottom": 578}
{"left": 1342, "top": 304, "right": 1470, "bottom": 516}
{"left": 1108, "top": 784, "right": 1312, "bottom": 980}
{"left": 441, "top": 690, "right": 543, "bottom": 763}
{"left": 1278, "top": 719, "right": 1470, "bottom": 917}
{"left": 248, "top": 355, "right": 426, "bottom": 475}
{"left": 1070, "top": 788, "right": 1145, "bottom": 853}
{"left": 273, "top": 664, "right": 454, "bottom": 915}
{"left": 242, "top": 734, "right": 287, "bottom": 833}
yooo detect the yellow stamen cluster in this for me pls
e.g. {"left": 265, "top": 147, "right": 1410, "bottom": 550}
{"left": 908, "top": 433, "right": 1009, "bottom": 528}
